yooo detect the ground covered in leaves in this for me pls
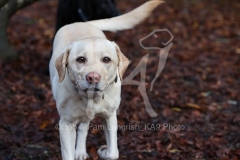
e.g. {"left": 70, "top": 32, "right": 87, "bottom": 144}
{"left": 0, "top": 0, "right": 240, "bottom": 159}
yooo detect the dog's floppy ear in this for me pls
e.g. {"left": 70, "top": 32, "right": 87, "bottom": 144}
{"left": 55, "top": 47, "right": 70, "bottom": 83}
{"left": 114, "top": 43, "right": 129, "bottom": 81}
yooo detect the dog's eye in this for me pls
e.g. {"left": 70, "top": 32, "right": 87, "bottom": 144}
{"left": 76, "top": 57, "right": 86, "bottom": 63}
{"left": 102, "top": 57, "right": 111, "bottom": 63}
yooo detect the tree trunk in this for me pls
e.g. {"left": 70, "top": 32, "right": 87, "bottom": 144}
{"left": 0, "top": 0, "right": 39, "bottom": 61}
{"left": 0, "top": 0, "right": 9, "bottom": 8}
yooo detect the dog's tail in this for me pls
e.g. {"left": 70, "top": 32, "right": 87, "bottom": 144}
{"left": 86, "top": 0, "right": 164, "bottom": 32}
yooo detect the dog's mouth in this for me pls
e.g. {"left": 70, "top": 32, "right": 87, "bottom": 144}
{"left": 83, "top": 88, "right": 101, "bottom": 92}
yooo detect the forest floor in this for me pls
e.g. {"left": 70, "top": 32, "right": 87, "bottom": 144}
{"left": 0, "top": 0, "right": 240, "bottom": 159}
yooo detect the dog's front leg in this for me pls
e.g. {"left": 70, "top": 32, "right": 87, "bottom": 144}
{"left": 59, "top": 120, "right": 76, "bottom": 160}
{"left": 75, "top": 122, "right": 90, "bottom": 160}
{"left": 98, "top": 112, "right": 119, "bottom": 160}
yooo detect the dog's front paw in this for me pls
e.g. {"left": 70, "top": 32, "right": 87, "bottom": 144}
{"left": 97, "top": 145, "right": 119, "bottom": 160}
{"left": 75, "top": 152, "right": 89, "bottom": 160}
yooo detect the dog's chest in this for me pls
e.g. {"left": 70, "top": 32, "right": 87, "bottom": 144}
{"left": 85, "top": 95, "right": 120, "bottom": 117}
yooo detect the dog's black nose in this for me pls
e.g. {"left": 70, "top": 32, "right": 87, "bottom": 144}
{"left": 86, "top": 72, "right": 101, "bottom": 84}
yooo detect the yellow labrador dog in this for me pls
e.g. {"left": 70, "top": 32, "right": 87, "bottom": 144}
{"left": 49, "top": 1, "right": 164, "bottom": 159}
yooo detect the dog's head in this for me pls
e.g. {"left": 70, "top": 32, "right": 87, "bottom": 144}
{"left": 55, "top": 37, "right": 129, "bottom": 94}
